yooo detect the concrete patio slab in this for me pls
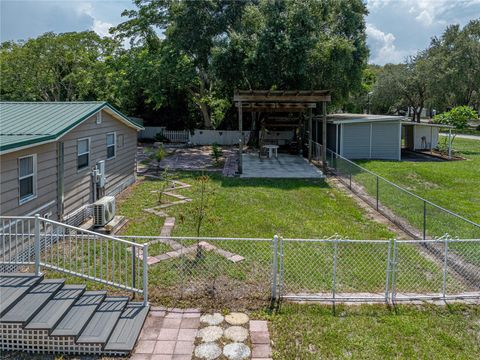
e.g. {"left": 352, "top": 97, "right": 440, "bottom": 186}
{"left": 240, "top": 153, "right": 324, "bottom": 179}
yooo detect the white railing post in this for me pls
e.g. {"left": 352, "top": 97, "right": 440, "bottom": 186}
{"left": 34, "top": 214, "right": 41, "bottom": 276}
{"left": 142, "top": 244, "right": 149, "bottom": 306}
{"left": 271, "top": 235, "right": 278, "bottom": 300}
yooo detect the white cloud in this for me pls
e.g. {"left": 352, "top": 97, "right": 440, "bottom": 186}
{"left": 368, "top": 0, "right": 480, "bottom": 27}
{"left": 75, "top": 1, "right": 113, "bottom": 37}
{"left": 366, "top": 23, "right": 407, "bottom": 64}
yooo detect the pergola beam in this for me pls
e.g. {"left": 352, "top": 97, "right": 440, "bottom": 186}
{"left": 234, "top": 91, "right": 331, "bottom": 103}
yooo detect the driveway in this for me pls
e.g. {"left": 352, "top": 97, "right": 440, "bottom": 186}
{"left": 440, "top": 133, "right": 480, "bottom": 140}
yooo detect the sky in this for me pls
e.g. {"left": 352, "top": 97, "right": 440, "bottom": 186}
{"left": 1, "top": 0, "right": 479, "bottom": 65}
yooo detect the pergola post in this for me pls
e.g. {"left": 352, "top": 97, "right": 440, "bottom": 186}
{"left": 448, "top": 128, "right": 452, "bottom": 159}
{"left": 308, "top": 108, "right": 313, "bottom": 161}
{"left": 322, "top": 101, "right": 327, "bottom": 172}
{"left": 238, "top": 101, "right": 243, "bottom": 173}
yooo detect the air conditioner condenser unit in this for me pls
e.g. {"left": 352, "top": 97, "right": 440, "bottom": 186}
{"left": 93, "top": 196, "right": 115, "bottom": 227}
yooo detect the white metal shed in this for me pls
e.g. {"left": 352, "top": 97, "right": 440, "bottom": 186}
{"left": 327, "top": 114, "right": 404, "bottom": 160}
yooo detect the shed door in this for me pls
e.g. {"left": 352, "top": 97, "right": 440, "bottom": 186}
{"left": 371, "top": 122, "right": 400, "bottom": 160}
{"left": 341, "top": 123, "right": 371, "bottom": 159}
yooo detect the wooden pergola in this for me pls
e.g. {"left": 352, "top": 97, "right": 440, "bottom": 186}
{"left": 234, "top": 90, "right": 331, "bottom": 173}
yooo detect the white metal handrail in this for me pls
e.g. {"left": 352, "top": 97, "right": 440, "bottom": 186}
{"left": 0, "top": 215, "right": 149, "bottom": 305}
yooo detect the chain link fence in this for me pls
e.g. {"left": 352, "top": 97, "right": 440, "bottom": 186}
{"left": 278, "top": 236, "right": 480, "bottom": 303}
{"left": 118, "top": 236, "right": 274, "bottom": 308}
{"left": 324, "top": 148, "right": 480, "bottom": 240}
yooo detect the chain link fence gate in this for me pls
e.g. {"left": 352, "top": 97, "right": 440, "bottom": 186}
{"left": 275, "top": 237, "right": 480, "bottom": 304}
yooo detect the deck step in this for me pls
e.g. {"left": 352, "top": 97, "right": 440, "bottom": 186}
{"left": 24, "top": 285, "right": 86, "bottom": 330}
{"left": 50, "top": 291, "right": 106, "bottom": 338}
{"left": 0, "top": 279, "right": 64, "bottom": 324}
{"left": 0, "top": 273, "right": 44, "bottom": 317}
{"left": 76, "top": 297, "right": 129, "bottom": 344}
{"left": 104, "top": 303, "right": 150, "bottom": 352}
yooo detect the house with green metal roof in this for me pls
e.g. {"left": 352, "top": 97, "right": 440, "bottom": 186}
{"left": 0, "top": 101, "right": 143, "bottom": 223}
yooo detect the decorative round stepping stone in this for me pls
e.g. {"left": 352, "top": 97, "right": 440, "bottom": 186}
{"left": 195, "top": 342, "right": 222, "bottom": 360}
{"left": 223, "top": 342, "right": 251, "bottom": 360}
{"left": 224, "top": 326, "right": 249, "bottom": 342}
{"left": 200, "top": 313, "right": 224, "bottom": 326}
{"left": 197, "top": 325, "right": 223, "bottom": 342}
{"left": 225, "top": 312, "right": 249, "bottom": 326}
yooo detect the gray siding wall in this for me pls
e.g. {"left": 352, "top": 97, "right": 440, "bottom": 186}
{"left": 60, "top": 110, "right": 137, "bottom": 216}
{"left": 341, "top": 121, "right": 400, "bottom": 160}
{"left": 0, "top": 143, "right": 58, "bottom": 217}
{"left": 341, "top": 123, "right": 371, "bottom": 159}
{"left": 371, "top": 122, "right": 401, "bottom": 160}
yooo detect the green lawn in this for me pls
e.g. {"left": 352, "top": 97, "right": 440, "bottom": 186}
{"left": 349, "top": 138, "right": 480, "bottom": 239}
{"left": 119, "top": 174, "right": 393, "bottom": 239}
{"left": 111, "top": 175, "right": 461, "bottom": 306}
{"left": 358, "top": 138, "right": 480, "bottom": 223}
{"left": 265, "top": 303, "right": 480, "bottom": 359}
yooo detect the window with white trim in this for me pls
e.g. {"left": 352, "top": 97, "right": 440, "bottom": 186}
{"left": 19, "top": 154, "right": 36, "bottom": 203}
{"left": 106, "top": 132, "right": 116, "bottom": 159}
{"left": 77, "top": 138, "right": 90, "bottom": 170}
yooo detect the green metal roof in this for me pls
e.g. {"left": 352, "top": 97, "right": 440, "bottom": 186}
{"left": 0, "top": 102, "right": 142, "bottom": 153}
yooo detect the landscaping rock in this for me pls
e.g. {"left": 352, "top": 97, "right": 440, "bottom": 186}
{"left": 225, "top": 312, "right": 249, "bottom": 326}
{"left": 224, "top": 326, "right": 249, "bottom": 342}
{"left": 223, "top": 342, "right": 251, "bottom": 360}
{"left": 195, "top": 342, "right": 222, "bottom": 360}
{"left": 200, "top": 313, "right": 224, "bottom": 326}
{"left": 197, "top": 325, "right": 223, "bottom": 342}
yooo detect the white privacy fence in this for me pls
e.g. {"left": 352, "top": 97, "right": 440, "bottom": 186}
{"left": 139, "top": 128, "right": 252, "bottom": 145}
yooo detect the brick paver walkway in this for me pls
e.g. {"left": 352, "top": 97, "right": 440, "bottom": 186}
{"left": 131, "top": 307, "right": 200, "bottom": 360}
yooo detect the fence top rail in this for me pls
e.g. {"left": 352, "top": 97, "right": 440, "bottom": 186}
{"left": 282, "top": 238, "right": 390, "bottom": 243}
{"left": 117, "top": 235, "right": 273, "bottom": 241}
{"left": 0, "top": 216, "right": 146, "bottom": 248}
{"left": 325, "top": 149, "right": 480, "bottom": 230}
{"left": 398, "top": 238, "right": 480, "bottom": 243}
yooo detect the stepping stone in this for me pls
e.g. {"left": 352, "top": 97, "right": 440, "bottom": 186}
{"left": 200, "top": 313, "right": 224, "bottom": 326}
{"left": 225, "top": 313, "right": 249, "bottom": 326}
{"left": 197, "top": 326, "right": 223, "bottom": 342}
{"left": 228, "top": 254, "right": 245, "bottom": 263}
{"left": 224, "top": 326, "right": 249, "bottom": 342}
{"left": 195, "top": 342, "right": 222, "bottom": 360}
{"left": 223, "top": 343, "right": 251, "bottom": 360}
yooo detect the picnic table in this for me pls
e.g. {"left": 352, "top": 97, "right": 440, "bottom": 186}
{"left": 262, "top": 144, "right": 279, "bottom": 159}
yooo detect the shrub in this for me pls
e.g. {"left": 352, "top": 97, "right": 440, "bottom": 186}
{"left": 211, "top": 143, "right": 223, "bottom": 166}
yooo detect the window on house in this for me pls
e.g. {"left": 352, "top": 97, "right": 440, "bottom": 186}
{"left": 77, "top": 138, "right": 90, "bottom": 170}
{"left": 106, "top": 132, "right": 116, "bottom": 159}
{"left": 117, "top": 134, "right": 125, "bottom": 148}
{"left": 19, "top": 155, "right": 36, "bottom": 203}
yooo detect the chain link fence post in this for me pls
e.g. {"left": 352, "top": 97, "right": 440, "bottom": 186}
{"left": 385, "top": 239, "right": 393, "bottom": 304}
{"left": 423, "top": 201, "right": 427, "bottom": 240}
{"left": 442, "top": 237, "right": 449, "bottom": 301}
{"left": 271, "top": 235, "right": 278, "bottom": 300}
{"left": 332, "top": 239, "right": 338, "bottom": 305}
{"left": 391, "top": 239, "right": 398, "bottom": 304}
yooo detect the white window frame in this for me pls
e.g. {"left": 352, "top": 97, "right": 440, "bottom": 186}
{"left": 77, "top": 137, "right": 90, "bottom": 171}
{"left": 96, "top": 111, "right": 102, "bottom": 124}
{"left": 18, "top": 154, "right": 37, "bottom": 205}
{"left": 106, "top": 131, "right": 116, "bottom": 160}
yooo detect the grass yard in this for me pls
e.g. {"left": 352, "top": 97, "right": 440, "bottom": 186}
{"left": 118, "top": 174, "right": 393, "bottom": 239}
{"left": 111, "top": 174, "right": 464, "bottom": 306}
{"left": 358, "top": 138, "right": 480, "bottom": 225}
{"left": 265, "top": 303, "right": 480, "bottom": 359}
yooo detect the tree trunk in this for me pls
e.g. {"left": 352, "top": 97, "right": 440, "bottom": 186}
{"left": 199, "top": 101, "right": 212, "bottom": 129}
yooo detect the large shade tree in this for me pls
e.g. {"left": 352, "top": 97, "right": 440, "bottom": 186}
{"left": 0, "top": 31, "right": 119, "bottom": 102}
{"left": 114, "top": 0, "right": 369, "bottom": 128}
